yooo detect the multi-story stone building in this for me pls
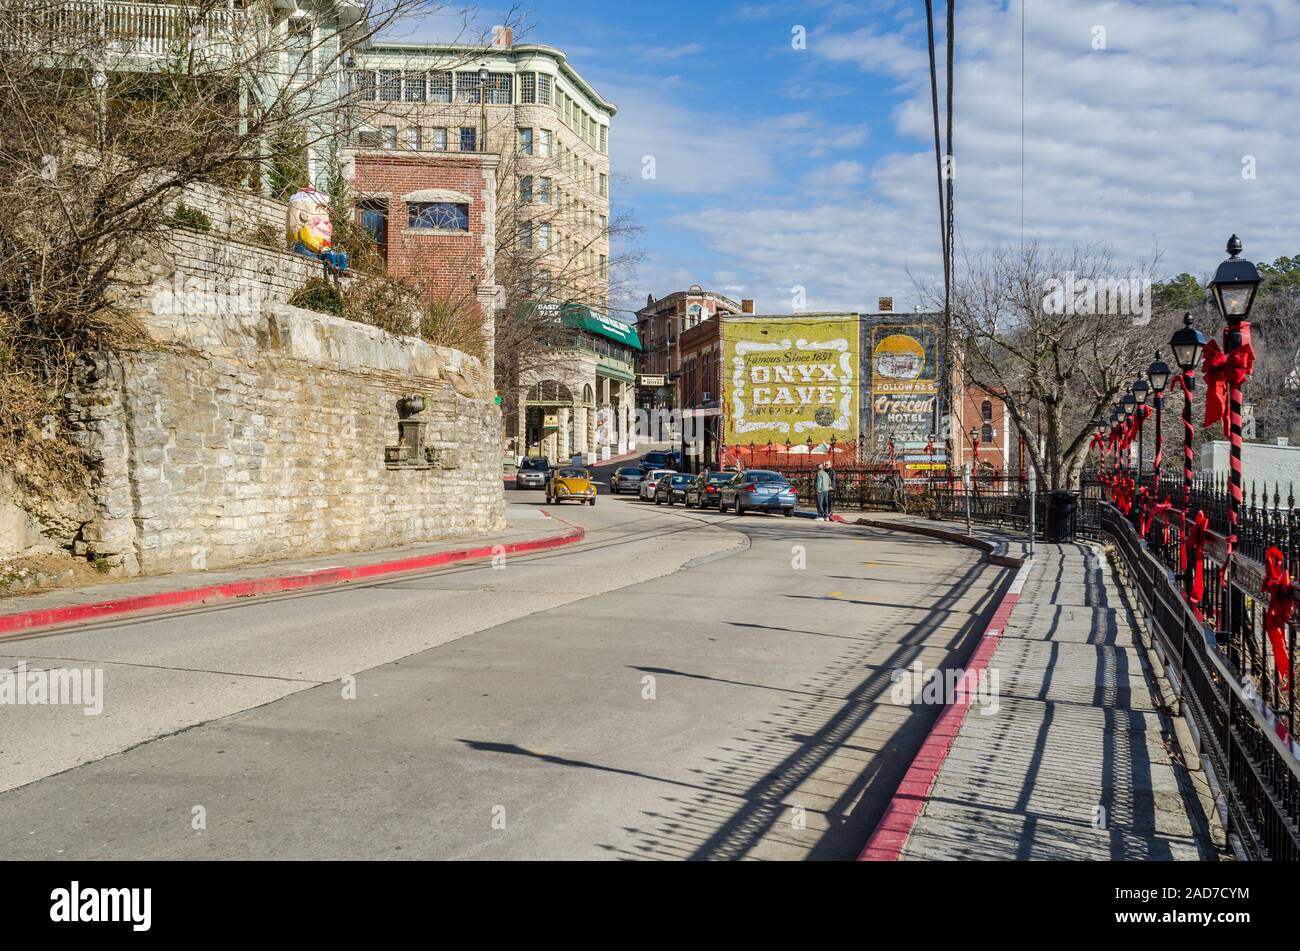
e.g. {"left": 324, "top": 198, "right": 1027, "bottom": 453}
{"left": 350, "top": 32, "right": 628, "bottom": 464}
{"left": 351, "top": 33, "right": 614, "bottom": 310}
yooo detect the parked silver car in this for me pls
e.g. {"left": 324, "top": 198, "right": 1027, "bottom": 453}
{"left": 718, "top": 470, "right": 797, "bottom": 516}
{"left": 639, "top": 469, "right": 677, "bottom": 501}
{"left": 610, "top": 466, "right": 644, "bottom": 495}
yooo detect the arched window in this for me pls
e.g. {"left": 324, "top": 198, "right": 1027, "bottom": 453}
{"left": 981, "top": 399, "right": 993, "bottom": 422}
{"left": 981, "top": 423, "right": 994, "bottom": 443}
{"left": 582, "top": 384, "right": 594, "bottom": 405}
{"left": 526, "top": 380, "right": 573, "bottom": 403}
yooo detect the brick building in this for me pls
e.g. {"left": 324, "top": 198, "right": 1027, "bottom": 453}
{"left": 955, "top": 383, "right": 1013, "bottom": 478}
{"left": 345, "top": 149, "right": 502, "bottom": 334}
{"left": 635, "top": 287, "right": 749, "bottom": 410}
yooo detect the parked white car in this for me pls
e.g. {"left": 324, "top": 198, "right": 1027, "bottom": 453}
{"left": 639, "top": 469, "right": 677, "bottom": 501}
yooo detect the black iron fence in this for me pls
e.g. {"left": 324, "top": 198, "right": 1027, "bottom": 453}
{"left": 915, "top": 471, "right": 1300, "bottom": 861}
{"left": 764, "top": 465, "right": 903, "bottom": 511}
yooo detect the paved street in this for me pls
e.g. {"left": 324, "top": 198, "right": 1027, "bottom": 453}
{"left": 0, "top": 483, "right": 1008, "bottom": 860}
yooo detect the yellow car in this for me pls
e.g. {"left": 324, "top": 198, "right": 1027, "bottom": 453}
{"left": 545, "top": 467, "right": 597, "bottom": 506}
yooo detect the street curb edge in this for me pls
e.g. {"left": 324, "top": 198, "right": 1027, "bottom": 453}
{"left": 857, "top": 551, "right": 1033, "bottom": 861}
{"left": 0, "top": 522, "right": 586, "bottom": 638}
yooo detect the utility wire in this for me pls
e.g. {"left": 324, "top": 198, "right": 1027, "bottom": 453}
{"left": 926, "top": 1, "right": 955, "bottom": 466}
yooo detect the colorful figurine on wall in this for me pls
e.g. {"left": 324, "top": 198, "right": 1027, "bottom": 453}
{"left": 286, "top": 187, "right": 348, "bottom": 271}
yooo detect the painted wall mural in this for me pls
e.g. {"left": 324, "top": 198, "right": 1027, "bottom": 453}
{"left": 722, "top": 316, "right": 859, "bottom": 451}
{"left": 861, "top": 315, "right": 945, "bottom": 475}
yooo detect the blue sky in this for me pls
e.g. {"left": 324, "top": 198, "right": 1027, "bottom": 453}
{"left": 418, "top": 0, "right": 1300, "bottom": 317}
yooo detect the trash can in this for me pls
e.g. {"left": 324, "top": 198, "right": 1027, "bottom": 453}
{"left": 1045, "top": 490, "right": 1079, "bottom": 543}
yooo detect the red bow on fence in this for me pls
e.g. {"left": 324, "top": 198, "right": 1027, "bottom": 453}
{"left": 1089, "top": 432, "right": 1105, "bottom": 455}
{"left": 1115, "top": 476, "right": 1136, "bottom": 515}
{"left": 1262, "top": 547, "right": 1295, "bottom": 691}
{"left": 1136, "top": 485, "right": 1152, "bottom": 531}
{"left": 1142, "top": 496, "right": 1173, "bottom": 543}
{"left": 1186, "top": 510, "right": 1211, "bottom": 604}
{"left": 1201, "top": 338, "right": 1256, "bottom": 436}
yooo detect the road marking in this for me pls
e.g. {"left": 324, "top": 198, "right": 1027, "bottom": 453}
{"left": 827, "top": 591, "right": 843, "bottom": 599}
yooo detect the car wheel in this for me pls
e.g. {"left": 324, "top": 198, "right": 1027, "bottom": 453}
{"left": 735, "top": 500, "right": 745, "bottom": 516}
{"left": 784, "top": 508, "right": 794, "bottom": 517}
{"left": 589, "top": 497, "right": 596, "bottom": 506}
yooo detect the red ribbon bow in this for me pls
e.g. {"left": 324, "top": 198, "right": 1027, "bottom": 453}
{"left": 1186, "top": 510, "right": 1210, "bottom": 604}
{"left": 1262, "top": 547, "right": 1295, "bottom": 691}
{"left": 1142, "top": 495, "right": 1173, "bottom": 543}
{"left": 1201, "top": 338, "right": 1256, "bottom": 437}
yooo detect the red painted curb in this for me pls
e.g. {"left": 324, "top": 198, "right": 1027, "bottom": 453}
{"left": 0, "top": 520, "right": 585, "bottom": 638}
{"left": 858, "top": 557, "right": 1032, "bottom": 861}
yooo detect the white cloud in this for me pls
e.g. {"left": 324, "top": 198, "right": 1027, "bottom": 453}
{"left": 664, "top": 0, "right": 1300, "bottom": 312}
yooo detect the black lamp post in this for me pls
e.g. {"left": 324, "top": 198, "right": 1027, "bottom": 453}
{"left": 478, "top": 64, "right": 490, "bottom": 153}
{"left": 1170, "top": 313, "right": 1208, "bottom": 596}
{"left": 1121, "top": 394, "right": 1136, "bottom": 513}
{"left": 1147, "top": 353, "right": 1170, "bottom": 500}
{"left": 1207, "top": 235, "right": 1262, "bottom": 568}
{"left": 1132, "top": 376, "right": 1150, "bottom": 486}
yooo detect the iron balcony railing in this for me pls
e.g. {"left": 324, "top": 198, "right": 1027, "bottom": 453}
{"left": 8, "top": 1, "right": 256, "bottom": 61}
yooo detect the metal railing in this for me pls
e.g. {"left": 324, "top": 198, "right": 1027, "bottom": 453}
{"left": 918, "top": 474, "right": 1300, "bottom": 860}
{"left": 7, "top": 1, "right": 253, "bottom": 60}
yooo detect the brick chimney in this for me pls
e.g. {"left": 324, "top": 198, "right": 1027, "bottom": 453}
{"left": 491, "top": 25, "right": 513, "bottom": 47}
{"left": 741, "top": 299, "right": 755, "bottom": 314}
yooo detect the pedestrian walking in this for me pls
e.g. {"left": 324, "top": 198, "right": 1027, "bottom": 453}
{"left": 826, "top": 462, "right": 837, "bottom": 518}
{"left": 815, "top": 463, "right": 832, "bottom": 521}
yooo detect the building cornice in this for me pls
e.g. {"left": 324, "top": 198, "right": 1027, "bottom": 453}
{"left": 358, "top": 42, "right": 617, "bottom": 117}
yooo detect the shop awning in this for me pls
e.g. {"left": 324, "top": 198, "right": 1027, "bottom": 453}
{"left": 561, "top": 305, "right": 642, "bottom": 350}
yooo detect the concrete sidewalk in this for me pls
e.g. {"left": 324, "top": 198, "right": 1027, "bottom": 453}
{"left": 894, "top": 541, "right": 1218, "bottom": 860}
{"left": 0, "top": 505, "right": 576, "bottom": 635}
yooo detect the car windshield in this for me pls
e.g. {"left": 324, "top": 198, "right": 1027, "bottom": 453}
{"left": 705, "top": 471, "right": 732, "bottom": 482}
{"left": 558, "top": 469, "right": 587, "bottom": 479}
{"left": 644, "top": 454, "right": 670, "bottom": 465}
{"left": 744, "top": 471, "right": 787, "bottom": 483}
{"left": 649, "top": 470, "right": 675, "bottom": 479}
{"left": 520, "top": 459, "right": 548, "bottom": 470}
{"left": 669, "top": 475, "right": 692, "bottom": 485}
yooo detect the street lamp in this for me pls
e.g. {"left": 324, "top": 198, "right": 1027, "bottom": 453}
{"left": 1209, "top": 235, "right": 1262, "bottom": 323}
{"left": 1147, "top": 351, "right": 1171, "bottom": 501}
{"left": 1170, "top": 312, "right": 1208, "bottom": 522}
{"left": 478, "top": 64, "right": 490, "bottom": 153}
{"left": 1121, "top": 394, "right": 1136, "bottom": 489}
{"left": 1207, "top": 235, "right": 1262, "bottom": 569}
{"left": 1132, "top": 378, "right": 1150, "bottom": 522}
{"left": 1170, "top": 314, "right": 1208, "bottom": 597}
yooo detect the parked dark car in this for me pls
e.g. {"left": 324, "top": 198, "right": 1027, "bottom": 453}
{"left": 609, "top": 467, "right": 643, "bottom": 495}
{"left": 516, "top": 456, "right": 551, "bottom": 490}
{"left": 655, "top": 473, "right": 694, "bottom": 506}
{"left": 684, "top": 470, "right": 736, "bottom": 509}
{"left": 718, "top": 470, "right": 797, "bottom": 516}
{"left": 639, "top": 450, "right": 680, "bottom": 475}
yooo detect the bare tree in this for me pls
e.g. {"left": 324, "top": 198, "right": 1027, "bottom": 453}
{"left": 0, "top": 0, "right": 477, "bottom": 507}
{"left": 929, "top": 242, "right": 1171, "bottom": 490}
{"left": 491, "top": 139, "right": 642, "bottom": 399}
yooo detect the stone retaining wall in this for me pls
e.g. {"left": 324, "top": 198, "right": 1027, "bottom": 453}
{"left": 68, "top": 292, "right": 504, "bottom": 577}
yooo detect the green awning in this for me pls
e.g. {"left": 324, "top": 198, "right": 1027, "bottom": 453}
{"left": 561, "top": 305, "right": 642, "bottom": 350}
